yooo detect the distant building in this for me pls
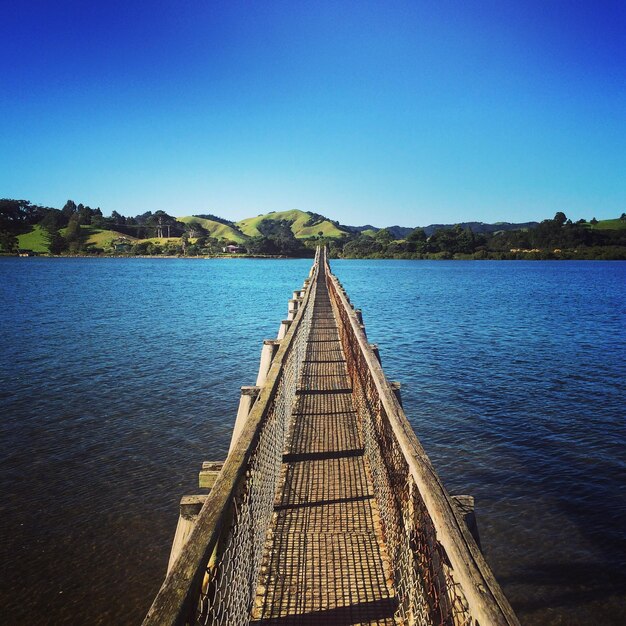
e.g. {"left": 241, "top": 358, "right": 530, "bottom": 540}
{"left": 223, "top": 244, "right": 245, "bottom": 254}
{"left": 18, "top": 249, "right": 37, "bottom": 257}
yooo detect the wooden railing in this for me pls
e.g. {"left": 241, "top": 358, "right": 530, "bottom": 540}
{"left": 142, "top": 249, "right": 321, "bottom": 626}
{"left": 324, "top": 249, "right": 519, "bottom": 626}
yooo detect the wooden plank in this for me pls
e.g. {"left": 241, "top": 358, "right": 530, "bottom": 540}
{"left": 198, "top": 461, "right": 224, "bottom": 489}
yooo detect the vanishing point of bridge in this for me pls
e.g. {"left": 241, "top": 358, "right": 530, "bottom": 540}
{"left": 144, "top": 248, "right": 519, "bottom": 626}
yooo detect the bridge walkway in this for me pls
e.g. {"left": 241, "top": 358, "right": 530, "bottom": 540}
{"left": 252, "top": 263, "right": 398, "bottom": 625}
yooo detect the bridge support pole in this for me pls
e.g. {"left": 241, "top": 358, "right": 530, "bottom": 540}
{"left": 451, "top": 495, "right": 482, "bottom": 550}
{"left": 199, "top": 461, "right": 224, "bottom": 489}
{"left": 229, "top": 386, "right": 260, "bottom": 453}
{"left": 390, "top": 381, "right": 403, "bottom": 407}
{"left": 370, "top": 344, "right": 381, "bottom": 364}
{"left": 277, "top": 319, "right": 292, "bottom": 340}
{"left": 167, "top": 494, "right": 208, "bottom": 574}
{"left": 287, "top": 299, "right": 299, "bottom": 321}
{"left": 256, "top": 339, "right": 281, "bottom": 387}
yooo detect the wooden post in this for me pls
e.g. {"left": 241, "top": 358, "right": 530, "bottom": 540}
{"left": 229, "top": 386, "right": 260, "bottom": 453}
{"left": 370, "top": 343, "right": 381, "bottom": 364}
{"left": 167, "top": 495, "right": 208, "bottom": 574}
{"left": 277, "top": 319, "right": 292, "bottom": 340}
{"left": 451, "top": 495, "right": 482, "bottom": 550}
{"left": 390, "top": 381, "right": 402, "bottom": 407}
{"left": 198, "top": 461, "right": 224, "bottom": 489}
{"left": 287, "top": 299, "right": 299, "bottom": 321}
{"left": 256, "top": 339, "right": 281, "bottom": 387}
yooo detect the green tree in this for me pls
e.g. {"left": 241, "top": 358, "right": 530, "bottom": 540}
{"left": 0, "top": 230, "right": 18, "bottom": 252}
{"left": 46, "top": 229, "right": 67, "bottom": 254}
{"left": 374, "top": 229, "right": 394, "bottom": 245}
{"left": 184, "top": 221, "right": 208, "bottom": 238}
{"left": 61, "top": 200, "right": 77, "bottom": 220}
{"left": 181, "top": 232, "right": 189, "bottom": 255}
{"left": 91, "top": 208, "right": 104, "bottom": 228}
{"left": 77, "top": 204, "right": 93, "bottom": 225}
{"left": 64, "top": 215, "right": 83, "bottom": 253}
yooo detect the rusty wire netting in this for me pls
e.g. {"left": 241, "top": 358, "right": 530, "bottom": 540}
{"left": 326, "top": 267, "right": 474, "bottom": 626}
{"left": 191, "top": 265, "right": 318, "bottom": 626}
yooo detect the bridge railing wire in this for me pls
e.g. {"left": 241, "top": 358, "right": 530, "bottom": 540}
{"left": 143, "top": 248, "right": 320, "bottom": 626}
{"left": 324, "top": 250, "right": 519, "bottom": 626}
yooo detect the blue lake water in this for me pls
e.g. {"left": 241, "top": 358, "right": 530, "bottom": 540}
{"left": 0, "top": 257, "right": 624, "bottom": 625}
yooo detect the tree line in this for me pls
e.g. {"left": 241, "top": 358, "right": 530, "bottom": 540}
{"left": 0, "top": 198, "right": 314, "bottom": 257}
{"left": 324, "top": 212, "right": 626, "bottom": 260}
{"left": 1, "top": 198, "right": 624, "bottom": 259}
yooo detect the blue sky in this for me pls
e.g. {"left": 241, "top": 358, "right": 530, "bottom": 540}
{"left": 1, "top": 1, "right": 624, "bottom": 226}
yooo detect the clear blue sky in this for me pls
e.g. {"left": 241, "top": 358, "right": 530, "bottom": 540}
{"left": 1, "top": 1, "right": 624, "bottom": 226}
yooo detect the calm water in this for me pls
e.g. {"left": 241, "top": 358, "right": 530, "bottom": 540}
{"left": 0, "top": 258, "right": 624, "bottom": 625}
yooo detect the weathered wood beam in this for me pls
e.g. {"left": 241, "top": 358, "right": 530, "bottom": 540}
{"left": 198, "top": 461, "right": 224, "bottom": 489}
{"left": 256, "top": 339, "right": 281, "bottom": 387}
{"left": 167, "top": 495, "right": 208, "bottom": 574}
{"left": 229, "top": 386, "right": 260, "bottom": 453}
{"left": 451, "top": 495, "right": 482, "bottom": 551}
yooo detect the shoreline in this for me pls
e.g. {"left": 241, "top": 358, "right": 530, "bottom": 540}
{"left": 4, "top": 253, "right": 625, "bottom": 261}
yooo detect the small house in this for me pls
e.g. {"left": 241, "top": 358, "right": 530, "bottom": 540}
{"left": 223, "top": 244, "right": 245, "bottom": 254}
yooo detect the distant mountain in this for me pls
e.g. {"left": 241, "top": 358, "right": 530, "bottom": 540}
{"left": 179, "top": 213, "right": 540, "bottom": 242}
{"left": 386, "top": 225, "right": 414, "bottom": 239}
{"left": 341, "top": 221, "right": 538, "bottom": 239}
{"left": 421, "top": 221, "right": 539, "bottom": 236}
{"left": 345, "top": 224, "right": 378, "bottom": 233}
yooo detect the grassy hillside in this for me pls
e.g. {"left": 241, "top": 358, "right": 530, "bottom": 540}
{"left": 83, "top": 227, "right": 136, "bottom": 247}
{"left": 586, "top": 218, "right": 626, "bottom": 230}
{"left": 177, "top": 216, "right": 246, "bottom": 243}
{"left": 236, "top": 209, "right": 347, "bottom": 239}
{"left": 17, "top": 225, "right": 134, "bottom": 253}
{"left": 17, "top": 225, "right": 49, "bottom": 252}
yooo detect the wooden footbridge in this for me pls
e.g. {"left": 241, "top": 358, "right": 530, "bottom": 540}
{"left": 144, "top": 248, "right": 519, "bottom": 626}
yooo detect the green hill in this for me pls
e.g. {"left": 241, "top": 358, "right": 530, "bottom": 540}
{"left": 586, "top": 218, "right": 626, "bottom": 230}
{"left": 17, "top": 225, "right": 50, "bottom": 252}
{"left": 82, "top": 227, "right": 136, "bottom": 248}
{"left": 17, "top": 225, "right": 134, "bottom": 253}
{"left": 177, "top": 216, "right": 246, "bottom": 243}
{"left": 236, "top": 210, "right": 347, "bottom": 239}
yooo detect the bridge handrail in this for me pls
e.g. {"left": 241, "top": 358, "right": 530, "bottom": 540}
{"left": 324, "top": 253, "right": 519, "bottom": 626}
{"left": 143, "top": 249, "right": 321, "bottom": 626}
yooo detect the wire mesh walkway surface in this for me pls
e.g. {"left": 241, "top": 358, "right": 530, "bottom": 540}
{"left": 251, "top": 264, "right": 398, "bottom": 625}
